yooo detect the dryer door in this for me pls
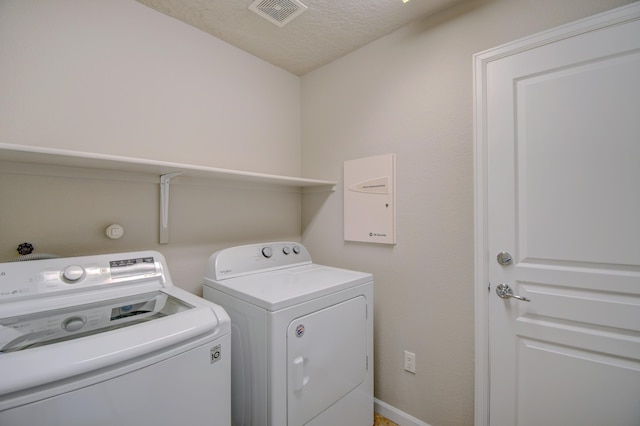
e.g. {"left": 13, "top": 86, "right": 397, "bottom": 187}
{"left": 287, "top": 296, "right": 368, "bottom": 426}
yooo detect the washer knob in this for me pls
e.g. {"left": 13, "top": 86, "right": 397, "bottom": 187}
{"left": 262, "top": 247, "right": 273, "bottom": 258}
{"left": 62, "top": 265, "right": 85, "bottom": 282}
{"left": 62, "top": 316, "right": 87, "bottom": 332}
{"left": 292, "top": 245, "right": 301, "bottom": 254}
{"left": 283, "top": 246, "right": 291, "bottom": 255}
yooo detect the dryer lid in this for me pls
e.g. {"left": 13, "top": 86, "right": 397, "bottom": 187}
{"left": 204, "top": 263, "right": 372, "bottom": 311}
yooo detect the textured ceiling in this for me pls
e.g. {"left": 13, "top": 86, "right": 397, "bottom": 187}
{"left": 135, "top": 0, "right": 464, "bottom": 76}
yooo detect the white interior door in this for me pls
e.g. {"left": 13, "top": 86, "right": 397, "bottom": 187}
{"left": 475, "top": 4, "right": 640, "bottom": 425}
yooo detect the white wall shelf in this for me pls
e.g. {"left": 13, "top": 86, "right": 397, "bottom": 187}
{"left": 0, "top": 143, "right": 336, "bottom": 189}
{"left": 0, "top": 143, "right": 336, "bottom": 244}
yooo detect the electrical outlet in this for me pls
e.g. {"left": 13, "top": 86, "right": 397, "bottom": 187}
{"left": 404, "top": 350, "right": 416, "bottom": 374}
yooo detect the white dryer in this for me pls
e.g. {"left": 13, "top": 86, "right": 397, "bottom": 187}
{"left": 0, "top": 251, "right": 231, "bottom": 426}
{"left": 202, "top": 242, "right": 373, "bottom": 426}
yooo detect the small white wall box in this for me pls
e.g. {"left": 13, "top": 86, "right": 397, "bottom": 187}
{"left": 344, "top": 153, "right": 396, "bottom": 244}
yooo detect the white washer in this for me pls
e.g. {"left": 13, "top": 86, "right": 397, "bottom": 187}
{"left": 0, "top": 251, "right": 231, "bottom": 426}
{"left": 202, "top": 242, "right": 373, "bottom": 426}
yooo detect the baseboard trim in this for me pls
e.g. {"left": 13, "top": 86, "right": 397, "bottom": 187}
{"left": 374, "top": 399, "right": 431, "bottom": 426}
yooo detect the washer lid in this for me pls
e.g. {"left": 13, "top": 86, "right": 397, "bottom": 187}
{"left": 204, "top": 263, "right": 372, "bottom": 311}
{"left": 0, "top": 291, "right": 192, "bottom": 353}
{"left": 0, "top": 285, "right": 230, "bottom": 397}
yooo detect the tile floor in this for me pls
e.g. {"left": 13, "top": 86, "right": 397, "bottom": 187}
{"left": 374, "top": 412, "right": 399, "bottom": 426}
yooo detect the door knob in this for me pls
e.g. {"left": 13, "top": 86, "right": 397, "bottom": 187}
{"left": 497, "top": 252, "right": 513, "bottom": 265}
{"left": 496, "top": 283, "right": 530, "bottom": 302}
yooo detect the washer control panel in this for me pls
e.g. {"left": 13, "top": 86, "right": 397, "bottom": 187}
{"left": 207, "top": 242, "right": 312, "bottom": 280}
{"left": 0, "top": 252, "right": 162, "bottom": 302}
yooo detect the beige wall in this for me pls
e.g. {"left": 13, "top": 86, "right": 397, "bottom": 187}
{"left": 300, "top": 0, "right": 635, "bottom": 425}
{"left": 0, "top": 0, "right": 301, "bottom": 176}
{"left": 1, "top": 0, "right": 636, "bottom": 424}
{"left": 0, "top": 0, "right": 304, "bottom": 293}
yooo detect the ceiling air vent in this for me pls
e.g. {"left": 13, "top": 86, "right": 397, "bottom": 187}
{"left": 248, "top": 0, "right": 308, "bottom": 27}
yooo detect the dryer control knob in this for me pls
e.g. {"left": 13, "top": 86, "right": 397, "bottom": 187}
{"left": 62, "top": 265, "right": 85, "bottom": 282}
{"left": 262, "top": 247, "right": 273, "bottom": 258}
{"left": 292, "top": 245, "right": 301, "bottom": 254}
{"left": 283, "top": 246, "right": 291, "bottom": 255}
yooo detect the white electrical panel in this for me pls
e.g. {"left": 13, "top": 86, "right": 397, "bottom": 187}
{"left": 344, "top": 153, "right": 396, "bottom": 244}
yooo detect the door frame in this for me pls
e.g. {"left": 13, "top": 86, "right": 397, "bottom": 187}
{"left": 472, "top": 3, "right": 640, "bottom": 425}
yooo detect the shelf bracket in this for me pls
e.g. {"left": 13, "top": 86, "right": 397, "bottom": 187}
{"left": 159, "top": 172, "right": 183, "bottom": 244}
